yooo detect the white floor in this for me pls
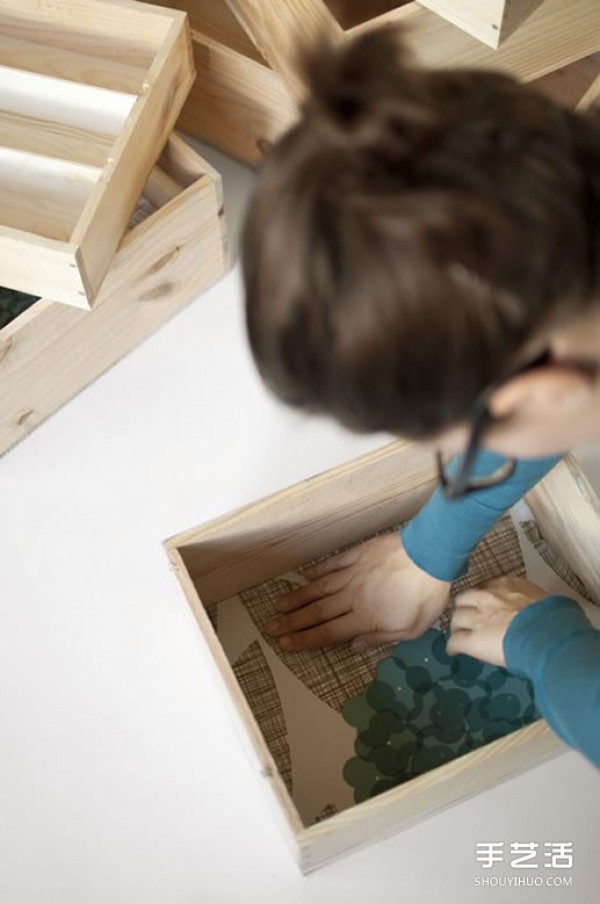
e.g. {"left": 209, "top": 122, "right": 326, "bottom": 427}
{"left": 0, "top": 141, "right": 598, "bottom": 904}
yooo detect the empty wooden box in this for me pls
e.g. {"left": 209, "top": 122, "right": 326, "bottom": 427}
{"left": 166, "top": 441, "right": 600, "bottom": 872}
{"left": 0, "top": 134, "right": 227, "bottom": 457}
{"left": 0, "top": 0, "right": 194, "bottom": 307}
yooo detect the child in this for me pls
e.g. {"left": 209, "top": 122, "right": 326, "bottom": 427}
{"left": 241, "top": 27, "right": 600, "bottom": 765}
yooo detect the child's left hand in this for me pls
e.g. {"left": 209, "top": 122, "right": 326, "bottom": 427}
{"left": 447, "top": 576, "right": 547, "bottom": 667}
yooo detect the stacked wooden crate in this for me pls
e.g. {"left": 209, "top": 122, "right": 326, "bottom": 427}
{"left": 0, "top": 0, "right": 228, "bottom": 456}
{"left": 152, "top": 0, "right": 598, "bottom": 163}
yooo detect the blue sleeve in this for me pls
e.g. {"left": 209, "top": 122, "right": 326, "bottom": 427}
{"left": 504, "top": 596, "right": 600, "bottom": 766}
{"left": 402, "top": 450, "right": 562, "bottom": 581}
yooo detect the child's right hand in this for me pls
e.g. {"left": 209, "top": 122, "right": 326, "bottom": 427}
{"left": 265, "top": 533, "right": 450, "bottom": 652}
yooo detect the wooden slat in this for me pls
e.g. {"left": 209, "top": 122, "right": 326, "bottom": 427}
{"left": 0, "top": 108, "right": 114, "bottom": 167}
{"left": 0, "top": 65, "right": 135, "bottom": 134}
{"left": 0, "top": 148, "right": 99, "bottom": 244}
{"left": 0, "top": 0, "right": 172, "bottom": 64}
{"left": 0, "top": 32, "right": 146, "bottom": 94}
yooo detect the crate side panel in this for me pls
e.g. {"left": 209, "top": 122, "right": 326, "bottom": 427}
{"left": 226, "top": 0, "right": 344, "bottom": 98}
{"left": 0, "top": 1, "right": 173, "bottom": 63}
{"left": 71, "top": 20, "right": 194, "bottom": 301}
{"left": 146, "top": 0, "right": 264, "bottom": 62}
{"left": 178, "top": 32, "right": 297, "bottom": 165}
{"left": 417, "top": 0, "right": 509, "bottom": 48}
{"left": 526, "top": 457, "right": 600, "bottom": 604}
{"left": 167, "top": 545, "right": 305, "bottom": 863}
{"left": 298, "top": 722, "right": 563, "bottom": 872}
{"left": 530, "top": 53, "right": 600, "bottom": 108}
{"left": 0, "top": 33, "right": 147, "bottom": 93}
{"left": 177, "top": 442, "right": 437, "bottom": 602}
{"left": 0, "top": 229, "right": 86, "bottom": 307}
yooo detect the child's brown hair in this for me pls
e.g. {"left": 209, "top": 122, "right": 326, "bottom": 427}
{"left": 242, "top": 27, "right": 600, "bottom": 437}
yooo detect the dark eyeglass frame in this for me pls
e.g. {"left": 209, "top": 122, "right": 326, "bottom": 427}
{"left": 435, "top": 400, "right": 516, "bottom": 500}
{"left": 436, "top": 350, "right": 551, "bottom": 500}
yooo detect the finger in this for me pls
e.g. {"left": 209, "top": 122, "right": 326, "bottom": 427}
{"left": 445, "top": 628, "right": 475, "bottom": 657}
{"left": 351, "top": 631, "right": 405, "bottom": 653}
{"left": 453, "top": 588, "right": 486, "bottom": 609}
{"left": 266, "top": 592, "right": 349, "bottom": 637}
{"left": 303, "top": 547, "right": 359, "bottom": 580}
{"left": 276, "top": 573, "right": 346, "bottom": 613}
{"left": 277, "top": 613, "right": 361, "bottom": 652}
{"left": 449, "top": 606, "right": 477, "bottom": 631}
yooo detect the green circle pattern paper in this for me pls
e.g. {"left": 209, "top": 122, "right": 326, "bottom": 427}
{"left": 342, "top": 629, "right": 538, "bottom": 803}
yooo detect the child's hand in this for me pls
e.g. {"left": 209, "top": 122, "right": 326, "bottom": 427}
{"left": 447, "top": 576, "right": 547, "bottom": 667}
{"left": 265, "top": 534, "right": 450, "bottom": 651}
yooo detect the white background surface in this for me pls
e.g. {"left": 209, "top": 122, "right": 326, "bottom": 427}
{"left": 1, "top": 143, "right": 599, "bottom": 904}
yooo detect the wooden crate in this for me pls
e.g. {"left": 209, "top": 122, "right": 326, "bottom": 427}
{"left": 225, "top": 0, "right": 600, "bottom": 100}
{"left": 0, "top": 0, "right": 194, "bottom": 308}
{"left": 165, "top": 441, "right": 600, "bottom": 872}
{"left": 417, "top": 0, "right": 543, "bottom": 49}
{"left": 145, "top": 0, "right": 298, "bottom": 165}
{"left": 0, "top": 134, "right": 227, "bottom": 458}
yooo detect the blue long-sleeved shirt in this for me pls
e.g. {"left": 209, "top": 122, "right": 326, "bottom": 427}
{"left": 402, "top": 449, "right": 600, "bottom": 766}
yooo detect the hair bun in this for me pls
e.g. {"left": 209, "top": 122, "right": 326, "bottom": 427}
{"left": 301, "top": 25, "right": 437, "bottom": 157}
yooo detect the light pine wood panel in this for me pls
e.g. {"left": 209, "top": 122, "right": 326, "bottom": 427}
{"left": 526, "top": 457, "right": 600, "bottom": 604}
{"left": 172, "top": 441, "right": 437, "bottom": 603}
{"left": 530, "top": 52, "right": 600, "bottom": 107}
{"left": 0, "top": 33, "right": 147, "bottom": 93}
{"left": 151, "top": 0, "right": 264, "bottom": 62}
{"left": 0, "top": 0, "right": 171, "bottom": 65}
{"left": 178, "top": 29, "right": 297, "bottom": 165}
{"left": 0, "top": 65, "right": 135, "bottom": 134}
{"left": 0, "top": 109, "right": 115, "bottom": 168}
{"left": 417, "top": 0, "right": 544, "bottom": 49}
{"left": 578, "top": 71, "right": 600, "bottom": 109}
{"left": 0, "top": 136, "right": 227, "bottom": 456}
{"left": 0, "top": 149, "right": 98, "bottom": 241}
{"left": 323, "top": 0, "right": 407, "bottom": 29}
{"left": 226, "top": 0, "right": 344, "bottom": 98}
